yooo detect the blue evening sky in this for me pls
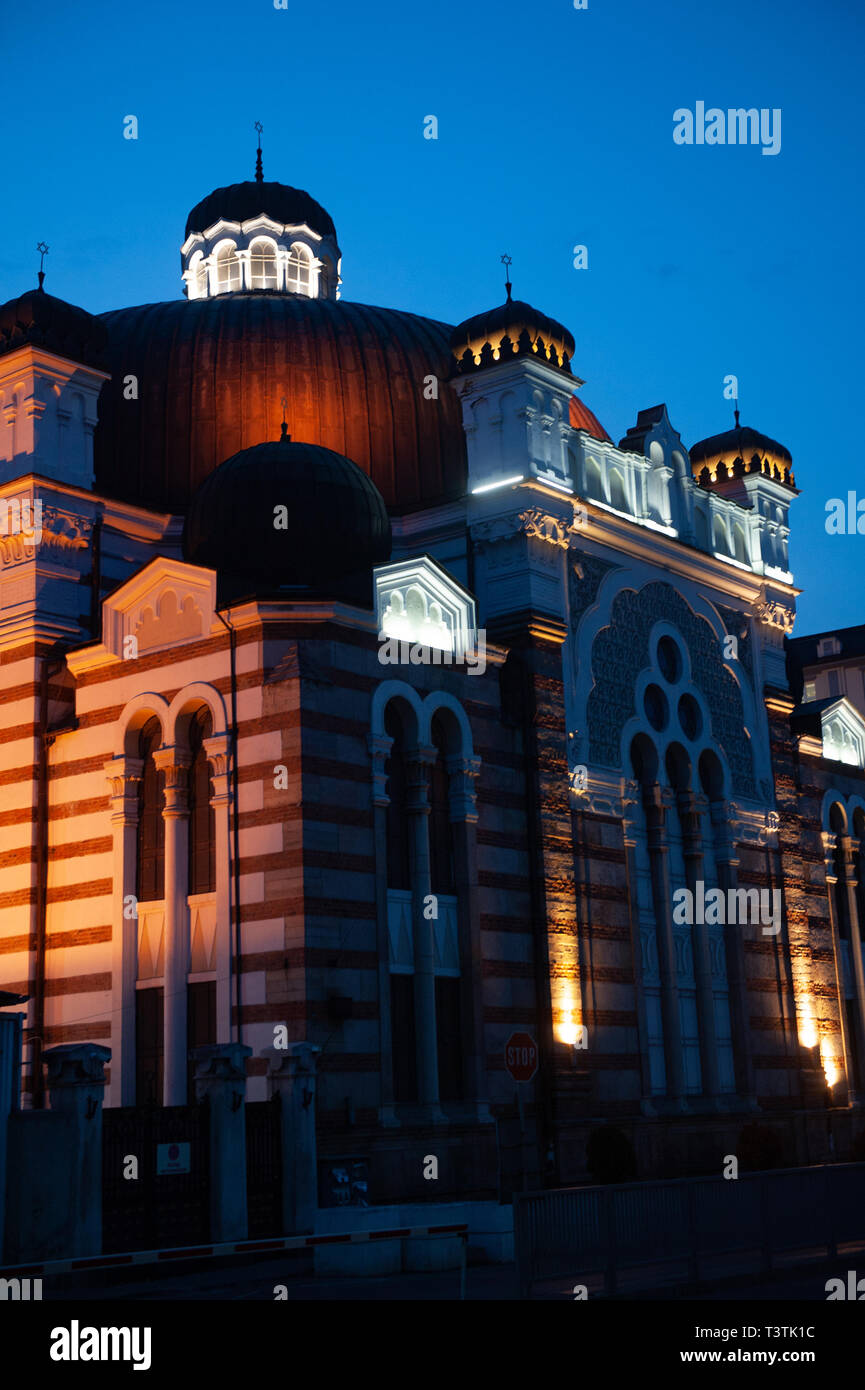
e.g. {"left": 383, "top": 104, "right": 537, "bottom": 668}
{"left": 2, "top": 0, "right": 862, "bottom": 633}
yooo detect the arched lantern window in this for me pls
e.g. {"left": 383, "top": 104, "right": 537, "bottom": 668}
{"left": 189, "top": 252, "right": 208, "bottom": 300}
{"left": 249, "top": 239, "right": 278, "bottom": 290}
{"left": 285, "top": 244, "right": 312, "bottom": 295}
{"left": 215, "top": 242, "right": 241, "bottom": 293}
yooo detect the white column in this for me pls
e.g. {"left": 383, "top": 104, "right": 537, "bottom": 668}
{"left": 104, "top": 755, "right": 142, "bottom": 1106}
{"left": 204, "top": 733, "right": 233, "bottom": 1044}
{"left": 153, "top": 748, "right": 191, "bottom": 1105}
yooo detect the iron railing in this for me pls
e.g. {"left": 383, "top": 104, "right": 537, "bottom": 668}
{"left": 514, "top": 1162, "right": 865, "bottom": 1298}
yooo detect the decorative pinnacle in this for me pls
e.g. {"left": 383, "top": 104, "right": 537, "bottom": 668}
{"left": 734, "top": 399, "right": 740, "bottom": 429}
{"left": 501, "top": 253, "right": 513, "bottom": 302}
{"left": 280, "top": 396, "right": 290, "bottom": 441}
{"left": 36, "top": 241, "right": 49, "bottom": 290}
{"left": 254, "top": 121, "right": 263, "bottom": 184}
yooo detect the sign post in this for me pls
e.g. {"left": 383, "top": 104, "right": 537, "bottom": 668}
{"left": 504, "top": 1032, "right": 538, "bottom": 1191}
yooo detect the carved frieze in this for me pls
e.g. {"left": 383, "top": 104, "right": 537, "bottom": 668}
{"left": 0, "top": 502, "right": 93, "bottom": 568}
{"left": 752, "top": 584, "right": 795, "bottom": 635}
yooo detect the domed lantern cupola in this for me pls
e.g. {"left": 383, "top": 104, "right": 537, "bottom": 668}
{"left": 449, "top": 257, "right": 607, "bottom": 496}
{"left": 0, "top": 245, "right": 109, "bottom": 490}
{"left": 689, "top": 403, "right": 799, "bottom": 580}
{"left": 180, "top": 124, "right": 342, "bottom": 302}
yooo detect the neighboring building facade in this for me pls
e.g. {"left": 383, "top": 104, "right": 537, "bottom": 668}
{"left": 1, "top": 157, "right": 864, "bottom": 1202}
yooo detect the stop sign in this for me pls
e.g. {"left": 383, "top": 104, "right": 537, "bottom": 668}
{"left": 504, "top": 1031, "right": 538, "bottom": 1082}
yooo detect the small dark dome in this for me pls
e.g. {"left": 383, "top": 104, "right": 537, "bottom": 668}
{"left": 689, "top": 422, "right": 795, "bottom": 489}
{"left": 0, "top": 286, "right": 107, "bottom": 368}
{"left": 449, "top": 296, "right": 576, "bottom": 376}
{"left": 183, "top": 435, "right": 391, "bottom": 604}
{"left": 185, "top": 182, "right": 336, "bottom": 241}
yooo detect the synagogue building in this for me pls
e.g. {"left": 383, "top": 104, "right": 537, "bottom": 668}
{"left": 1, "top": 153, "right": 864, "bottom": 1201}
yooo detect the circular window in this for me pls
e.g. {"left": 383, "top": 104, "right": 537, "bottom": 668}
{"left": 678, "top": 693, "right": 702, "bottom": 741}
{"left": 656, "top": 635, "right": 682, "bottom": 684}
{"left": 644, "top": 683, "right": 669, "bottom": 732}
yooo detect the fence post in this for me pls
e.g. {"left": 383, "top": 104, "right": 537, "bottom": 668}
{"left": 825, "top": 1166, "right": 837, "bottom": 1260}
{"left": 269, "top": 1042, "right": 320, "bottom": 1235}
{"left": 0, "top": 1013, "right": 22, "bottom": 1261}
{"left": 604, "top": 1187, "right": 618, "bottom": 1295}
{"left": 759, "top": 1173, "right": 772, "bottom": 1276}
{"left": 513, "top": 1194, "right": 530, "bottom": 1299}
{"left": 43, "top": 1043, "right": 111, "bottom": 1258}
{"left": 687, "top": 1180, "right": 699, "bottom": 1286}
{"left": 192, "top": 1042, "right": 252, "bottom": 1243}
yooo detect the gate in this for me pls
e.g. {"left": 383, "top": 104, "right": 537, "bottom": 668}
{"left": 102, "top": 1103, "right": 210, "bottom": 1254}
{"left": 245, "top": 1096, "right": 283, "bottom": 1238}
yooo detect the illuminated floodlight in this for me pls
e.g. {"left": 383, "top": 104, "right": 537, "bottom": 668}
{"left": 471, "top": 474, "right": 525, "bottom": 495}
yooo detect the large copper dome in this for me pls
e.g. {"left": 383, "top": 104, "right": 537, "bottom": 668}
{"left": 95, "top": 294, "right": 467, "bottom": 515}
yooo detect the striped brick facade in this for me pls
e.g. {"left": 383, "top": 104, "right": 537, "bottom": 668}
{"left": 2, "top": 259, "right": 864, "bottom": 1206}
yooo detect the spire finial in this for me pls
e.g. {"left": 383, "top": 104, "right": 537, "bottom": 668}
{"left": 36, "top": 241, "right": 49, "bottom": 290}
{"left": 501, "top": 253, "right": 513, "bottom": 302}
{"left": 254, "top": 121, "right": 264, "bottom": 184}
{"left": 280, "top": 396, "right": 290, "bottom": 441}
{"left": 734, "top": 397, "right": 740, "bottom": 429}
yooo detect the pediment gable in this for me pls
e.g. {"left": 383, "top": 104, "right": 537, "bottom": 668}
{"left": 67, "top": 557, "right": 217, "bottom": 674}
{"left": 821, "top": 697, "right": 865, "bottom": 769}
{"left": 374, "top": 555, "right": 477, "bottom": 654}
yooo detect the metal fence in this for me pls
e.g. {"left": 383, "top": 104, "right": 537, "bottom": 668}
{"left": 102, "top": 1103, "right": 210, "bottom": 1254}
{"left": 245, "top": 1096, "right": 283, "bottom": 1238}
{"left": 514, "top": 1162, "right": 865, "bottom": 1298}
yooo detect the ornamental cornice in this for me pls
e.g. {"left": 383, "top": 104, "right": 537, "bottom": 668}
{"left": 519, "top": 505, "right": 585, "bottom": 548}
{"left": 729, "top": 802, "right": 780, "bottom": 845}
{"left": 0, "top": 504, "right": 94, "bottom": 568}
{"left": 570, "top": 773, "right": 636, "bottom": 820}
{"left": 40, "top": 506, "right": 93, "bottom": 559}
{"left": 471, "top": 500, "right": 585, "bottom": 549}
{"left": 751, "top": 584, "right": 795, "bottom": 634}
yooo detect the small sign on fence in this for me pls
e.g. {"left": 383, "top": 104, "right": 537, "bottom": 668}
{"left": 156, "top": 1142, "right": 191, "bottom": 1175}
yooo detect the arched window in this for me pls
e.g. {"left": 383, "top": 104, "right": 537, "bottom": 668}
{"left": 832, "top": 803, "right": 862, "bottom": 1091}
{"left": 732, "top": 525, "right": 748, "bottom": 564}
{"left": 384, "top": 704, "right": 416, "bottom": 1101}
{"left": 629, "top": 735, "right": 667, "bottom": 1095}
{"left": 249, "top": 239, "right": 278, "bottom": 290}
{"left": 429, "top": 713, "right": 463, "bottom": 1100}
{"left": 215, "top": 242, "right": 240, "bottom": 293}
{"left": 609, "top": 470, "right": 628, "bottom": 513}
{"left": 854, "top": 809, "right": 865, "bottom": 937}
{"left": 429, "top": 717, "right": 454, "bottom": 893}
{"left": 585, "top": 457, "right": 603, "bottom": 503}
{"left": 189, "top": 252, "right": 208, "bottom": 300}
{"left": 285, "top": 244, "right": 312, "bottom": 295}
{"left": 136, "top": 716, "right": 164, "bottom": 902}
{"left": 385, "top": 705, "right": 411, "bottom": 890}
{"left": 187, "top": 707, "right": 215, "bottom": 896}
{"left": 830, "top": 803, "right": 850, "bottom": 941}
